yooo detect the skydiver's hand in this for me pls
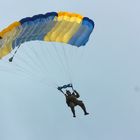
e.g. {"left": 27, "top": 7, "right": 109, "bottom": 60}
{"left": 57, "top": 87, "right": 61, "bottom": 90}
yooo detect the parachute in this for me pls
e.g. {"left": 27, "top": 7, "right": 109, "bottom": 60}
{"left": 0, "top": 11, "right": 94, "bottom": 59}
{"left": 0, "top": 11, "right": 95, "bottom": 88}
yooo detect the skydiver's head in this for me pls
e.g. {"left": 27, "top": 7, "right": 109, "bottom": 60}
{"left": 66, "top": 90, "right": 71, "bottom": 95}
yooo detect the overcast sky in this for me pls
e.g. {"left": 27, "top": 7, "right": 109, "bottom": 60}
{"left": 0, "top": 0, "right": 140, "bottom": 140}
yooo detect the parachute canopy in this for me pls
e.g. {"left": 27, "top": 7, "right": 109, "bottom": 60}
{"left": 0, "top": 11, "right": 94, "bottom": 58}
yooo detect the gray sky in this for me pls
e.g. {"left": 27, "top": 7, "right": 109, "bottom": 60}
{"left": 0, "top": 0, "right": 140, "bottom": 140}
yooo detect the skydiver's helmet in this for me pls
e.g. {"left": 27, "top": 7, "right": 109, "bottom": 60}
{"left": 66, "top": 90, "right": 71, "bottom": 95}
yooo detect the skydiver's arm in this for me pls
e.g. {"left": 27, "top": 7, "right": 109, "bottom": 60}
{"left": 64, "top": 94, "right": 70, "bottom": 106}
{"left": 60, "top": 89, "right": 65, "bottom": 94}
{"left": 59, "top": 89, "right": 69, "bottom": 102}
{"left": 73, "top": 90, "right": 80, "bottom": 98}
{"left": 57, "top": 87, "right": 65, "bottom": 94}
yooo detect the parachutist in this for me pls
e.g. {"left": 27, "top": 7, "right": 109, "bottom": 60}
{"left": 58, "top": 88, "right": 89, "bottom": 117}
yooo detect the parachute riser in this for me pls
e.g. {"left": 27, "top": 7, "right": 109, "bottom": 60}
{"left": 9, "top": 45, "right": 21, "bottom": 62}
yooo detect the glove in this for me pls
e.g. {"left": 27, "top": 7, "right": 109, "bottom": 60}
{"left": 57, "top": 87, "right": 61, "bottom": 90}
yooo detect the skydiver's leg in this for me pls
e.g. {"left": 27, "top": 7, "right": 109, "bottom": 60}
{"left": 70, "top": 107, "right": 76, "bottom": 117}
{"left": 78, "top": 101, "right": 89, "bottom": 115}
{"left": 69, "top": 102, "right": 76, "bottom": 117}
